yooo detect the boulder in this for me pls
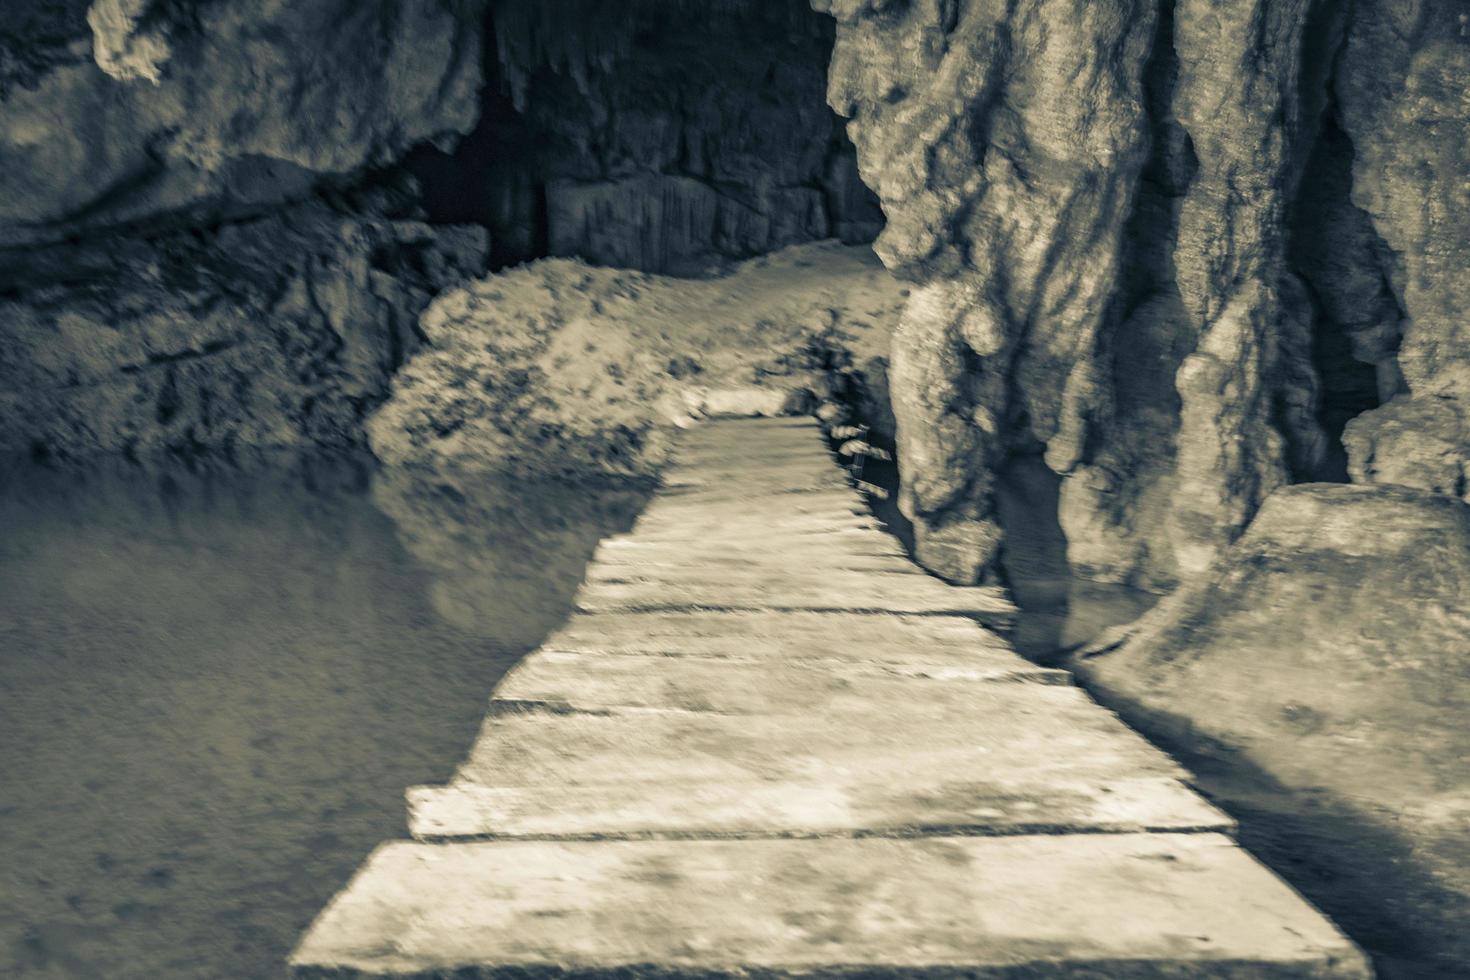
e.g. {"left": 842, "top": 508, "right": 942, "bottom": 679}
{"left": 1076, "top": 483, "right": 1470, "bottom": 974}
{"left": 367, "top": 242, "right": 905, "bottom": 477}
{"left": 1335, "top": 2, "right": 1470, "bottom": 502}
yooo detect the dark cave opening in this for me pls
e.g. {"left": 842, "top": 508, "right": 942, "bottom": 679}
{"left": 1288, "top": 106, "right": 1403, "bottom": 483}
{"left": 401, "top": 0, "right": 881, "bottom": 276}
{"left": 401, "top": 13, "right": 548, "bottom": 271}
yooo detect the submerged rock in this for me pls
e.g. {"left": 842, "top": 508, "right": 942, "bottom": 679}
{"left": 369, "top": 465, "right": 651, "bottom": 650}
{"left": 1076, "top": 483, "right": 1470, "bottom": 973}
{"left": 367, "top": 242, "right": 906, "bottom": 477}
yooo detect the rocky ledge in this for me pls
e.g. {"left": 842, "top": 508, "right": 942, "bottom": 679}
{"left": 367, "top": 241, "right": 907, "bottom": 478}
{"left": 1076, "top": 483, "right": 1470, "bottom": 975}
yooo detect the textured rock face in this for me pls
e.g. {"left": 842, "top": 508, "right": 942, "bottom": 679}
{"left": 1076, "top": 484, "right": 1470, "bottom": 974}
{"left": 818, "top": 0, "right": 1159, "bottom": 584}
{"left": 1334, "top": 1, "right": 1470, "bottom": 502}
{"left": 0, "top": 0, "right": 483, "bottom": 243}
{"left": 368, "top": 243, "right": 905, "bottom": 477}
{"left": 0, "top": 1, "right": 880, "bottom": 461}
{"left": 0, "top": 205, "right": 487, "bottom": 459}
{"left": 0, "top": 1, "right": 496, "bottom": 460}
{"left": 818, "top": 0, "right": 1470, "bottom": 586}
{"left": 419, "top": 0, "right": 883, "bottom": 275}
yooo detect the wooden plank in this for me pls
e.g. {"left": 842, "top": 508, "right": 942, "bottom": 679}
{"left": 574, "top": 573, "right": 1018, "bottom": 627}
{"left": 672, "top": 441, "right": 830, "bottom": 460}
{"left": 291, "top": 836, "right": 1369, "bottom": 978}
{"left": 634, "top": 488, "right": 868, "bottom": 520}
{"left": 662, "top": 459, "right": 849, "bottom": 489}
{"left": 632, "top": 508, "right": 879, "bottom": 535}
{"left": 655, "top": 481, "right": 862, "bottom": 502}
{"left": 408, "top": 775, "right": 1229, "bottom": 839}
{"left": 543, "top": 610, "right": 1016, "bottom": 660}
{"left": 610, "top": 521, "right": 891, "bottom": 545}
{"left": 457, "top": 684, "right": 1190, "bottom": 789}
{"left": 595, "top": 532, "right": 907, "bottom": 562}
{"left": 588, "top": 551, "right": 925, "bottom": 575}
{"left": 602, "top": 520, "right": 887, "bottom": 543}
{"left": 493, "top": 648, "right": 1067, "bottom": 713}
{"left": 692, "top": 415, "right": 822, "bottom": 429}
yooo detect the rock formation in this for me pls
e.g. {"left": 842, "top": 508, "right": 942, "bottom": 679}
{"left": 1075, "top": 484, "right": 1470, "bottom": 974}
{"left": 368, "top": 242, "right": 905, "bottom": 477}
{"left": 817, "top": 0, "right": 1470, "bottom": 587}
{"left": 0, "top": 0, "right": 483, "bottom": 243}
{"left": 0, "top": 202, "right": 486, "bottom": 460}
{"left": 0, "top": 3, "right": 1466, "bottom": 972}
{"left": 408, "top": 0, "right": 883, "bottom": 274}
{"left": 0, "top": 0, "right": 495, "bottom": 461}
{"left": 0, "top": 0, "right": 884, "bottom": 460}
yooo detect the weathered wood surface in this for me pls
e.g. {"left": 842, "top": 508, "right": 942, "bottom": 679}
{"left": 406, "top": 775, "right": 1230, "bottom": 840}
{"left": 291, "top": 415, "right": 1369, "bottom": 978}
{"left": 294, "top": 836, "right": 1369, "bottom": 978}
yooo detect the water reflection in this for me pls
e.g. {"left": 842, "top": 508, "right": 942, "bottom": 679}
{"left": 0, "top": 454, "right": 647, "bottom": 980}
{"left": 370, "top": 465, "right": 650, "bottom": 649}
{"left": 994, "top": 455, "right": 1158, "bottom": 664}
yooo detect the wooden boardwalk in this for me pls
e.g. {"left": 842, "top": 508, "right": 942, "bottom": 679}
{"left": 291, "top": 416, "right": 1368, "bottom": 977}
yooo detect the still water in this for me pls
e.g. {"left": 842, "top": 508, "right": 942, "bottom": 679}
{"left": 0, "top": 448, "right": 1167, "bottom": 980}
{"left": 0, "top": 456, "right": 648, "bottom": 979}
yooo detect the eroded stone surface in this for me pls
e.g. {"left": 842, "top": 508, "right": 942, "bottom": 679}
{"left": 1078, "top": 483, "right": 1470, "bottom": 972}
{"left": 367, "top": 244, "right": 906, "bottom": 476}
{"left": 818, "top": 0, "right": 1158, "bottom": 584}
{"left": 815, "top": 0, "right": 1470, "bottom": 587}
{"left": 0, "top": 204, "right": 487, "bottom": 460}
{"left": 0, "top": 0, "right": 483, "bottom": 240}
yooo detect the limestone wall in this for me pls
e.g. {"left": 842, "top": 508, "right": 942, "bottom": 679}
{"left": 817, "top": 0, "right": 1470, "bottom": 587}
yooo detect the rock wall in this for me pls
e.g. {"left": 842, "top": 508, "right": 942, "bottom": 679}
{"left": 0, "top": 202, "right": 487, "bottom": 460}
{"left": 0, "top": 0, "right": 496, "bottom": 460}
{"left": 0, "top": 0, "right": 484, "bottom": 245}
{"left": 817, "top": 0, "right": 1470, "bottom": 587}
{"left": 1, "top": 0, "right": 880, "bottom": 460}
{"left": 409, "top": 0, "right": 883, "bottom": 275}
